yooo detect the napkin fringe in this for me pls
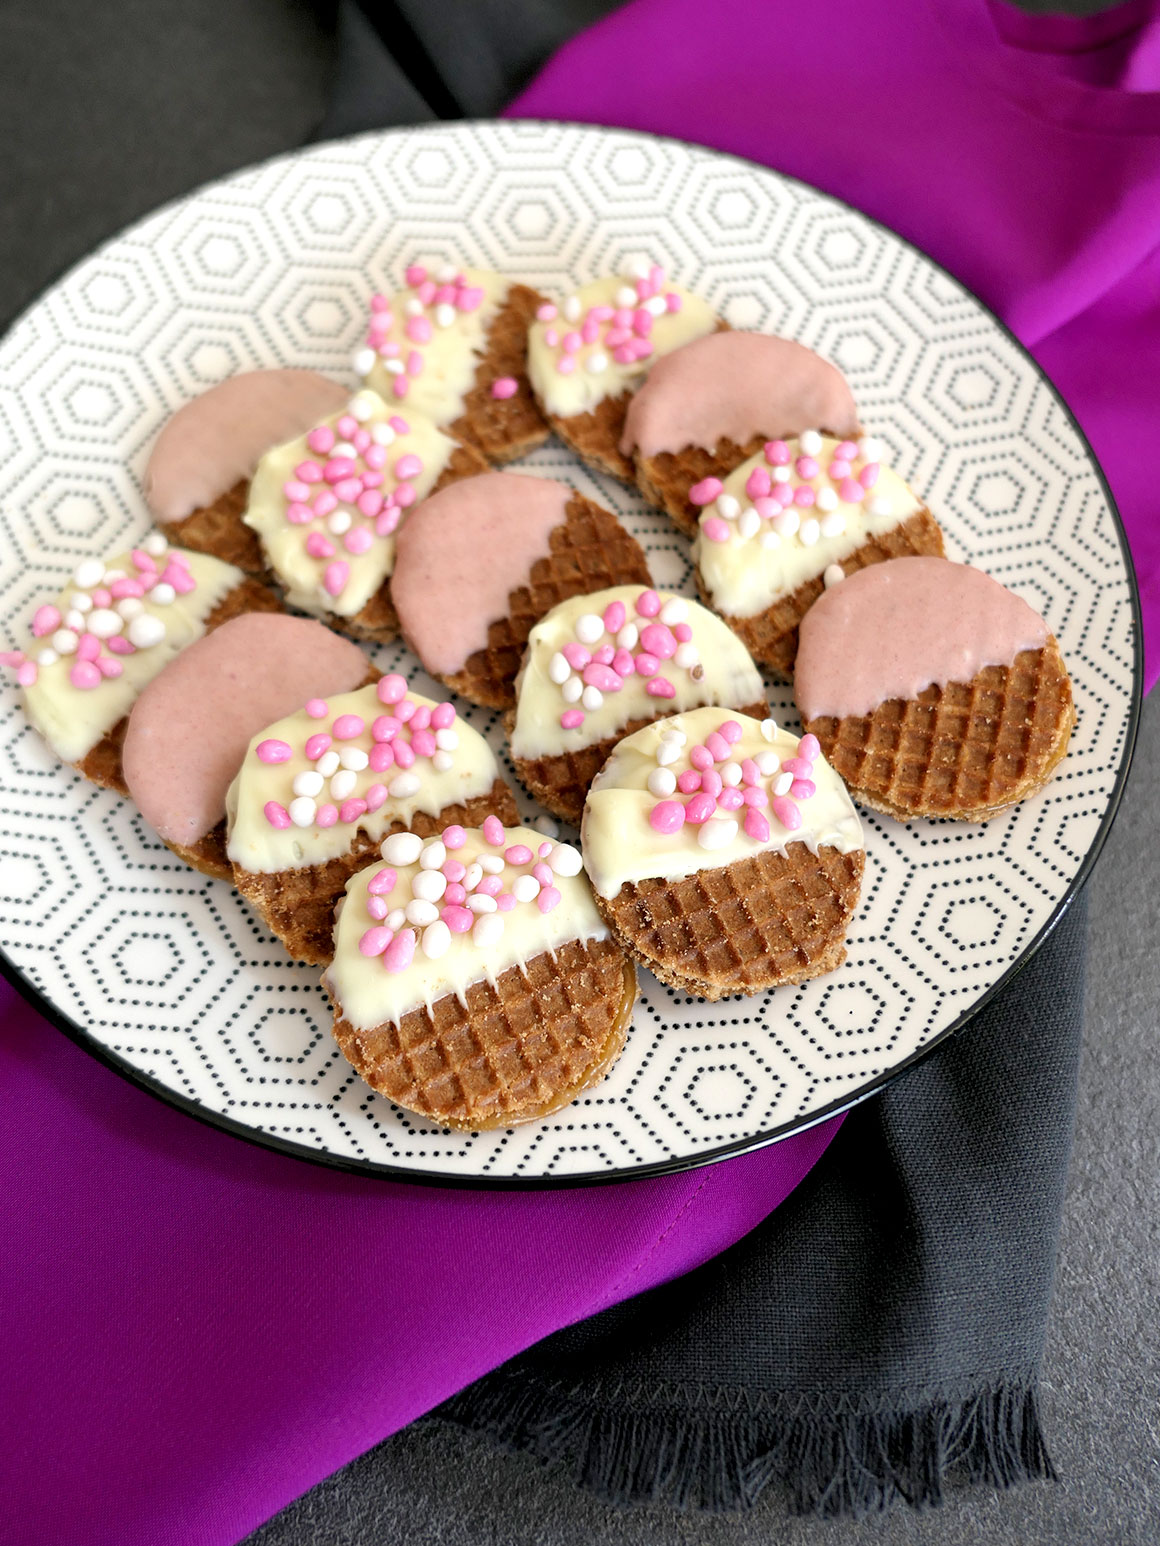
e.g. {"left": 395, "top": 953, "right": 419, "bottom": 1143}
{"left": 438, "top": 1376, "right": 1054, "bottom": 1515}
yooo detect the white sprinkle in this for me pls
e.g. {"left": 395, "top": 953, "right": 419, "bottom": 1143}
{"left": 317, "top": 750, "right": 340, "bottom": 778}
{"left": 421, "top": 920, "right": 451, "bottom": 959}
{"left": 333, "top": 442, "right": 357, "bottom": 459}
{"left": 823, "top": 563, "right": 845, "bottom": 589}
{"left": 434, "top": 303, "right": 456, "bottom": 329}
{"left": 68, "top": 591, "right": 92, "bottom": 614}
{"left": 72, "top": 559, "right": 105, "bottom": 590}
{"left": 478, "top": 854, "right": 505, "bottom": 874}
{"left": 513, "top": 874, "right": 541, "bottom": 903}
{"left": 436, "top": 262, "right": 457, "bottom": 282}
{"left": 698, "top": 817, "right": 738, "bottom": 851}
{"left": 757, "top": 750, "right": 781, "bottom": 775}
{"left": 288, "top": 796, "right": 317, "bottom": 828}
{"left": 563, "top": 295, "right": 581, "bottom": 321}
{"left": 821, "top": 512, "right": 846, "bottom": 539}
{"left": 143, "top": 532, "right": 168, "bottom": 557}
{"left": 548, "top": 843, "right": 583, "bottom": 877}
{"left": 721, "top": 762, "right": 743, "bottom": 787}
{"left": 372, "top": 422, "right": 396, "bottom": 445}
{"left": 760, "top": 531, "right": 781, "bottom": 550}
{"left": 575, "top": 612, "right": 604, "bottom": 645}
{"left": 64, "top": 609, "right": 85, "bottom": 631}
{"left": 473, "top": 912, "right": 505, "bottom": 948}
{"left": 388, "top": 771, "right": 421, "bottom": 798}
{"left": 329, "top": 769, "right": 357, "bottom": 801}
{"left": 656, "top": 739, "right": 682, "bottom": 766}
{"left": 738, "top": 507, "right": 760, "bottom": 541}
{"left": 352, "top": 348, "right": 376, "bottom": 377}
{"left": 586, "top": 352, "right": 608, "bottom": 374}
{"left": 772, "top": 509, "right": 800, "bottom": 539}
{"left": 51, "top": 628, "right": 78, "bottom": 655}
{"left": 339, "top": 746, "right": 369, "bottom": 771}
{"left": 292, "top": 771, "right": 324, "bottom": 798}
{"left": 799, "top": 518, "right": 820, "bottom": 547}
{"left": 816, "top": 486, "right": 839, "bottom": 513}
{"left": 562, "top": 675, "right": 583, "bottom": 703}
{"left": 582, "top": 685, "right": 604, "bottom": 711}
{"left": 799, "top": 429, "right": 822, "bottom": 456}
{"left": 772, "top": 464, "right": 792, "bottom": 484}
{"left": 467, "top": 893, "right": 497, "bottom": 914}
{"left": 103, "top": 569, "right": 125, "bottom": 584}
{"left": 383, "top": 358, "right": 405, "bottom": 374}
{"left": 648, "top": 767, "right": 677, "bottom": 797}
{"left": 37, "top": 648, "right": 58, "bottom": 667}
{"left": 406, "top": 898, "right": 439, "bottom": 926}
{"left": 350, "top": 393, "right": 376, "bottom": 421}
{"left": 434, "top": 727, "right": 458, "bottom": 751}
{"left": 420, "top": 839, "right": 446, "bottom": 870}
{"left": 659, "top": 597, "right": 688, "bottom": 626}
{"left": 615, "top": 285, "right": 637, "bottom": 307}
{"left": 774, "top": 771, "right": 794, "bottom": 796}
{"left": 674, "top": 642, "right": 700, "bottom": 671}
{"left": 405, "top": 297, "right": 424, "bottom": 316}
{"left": 328, "top": 511, "right": 353, "bottom": 536}
{"left": 868, "top": 496, "right": 892, "bottom": 517}
{"left": 548, "top": 651, "right": 571, "bottom": 685}
{"left": 858, "top": 436, "right": 883, "bottom": 463}
{"left": 626, "top": 256, "right": 651, "bottom": 280}
{"left": 717, "top": 493, "right": 741, "bottom": 521}
{"left": 661, "top": 728, "right": 687, "bottom": 745}
{"left": 116, "top": 597, "right": 143, "bottom": 620}
{"left": 616, "top": 623, "right": 638, "bottom": 651}
{"left": 386, "top": 908, "right": 407, "bottom": 931}
{"left": 149, "top": 583, "right": 176, "bottom": 606}
{"left": 645, "top": 294, "right": 667, "bottom": 316}
{"left": 413, "top": 869, "right": 447, "bottom": 903}
{"left": 432, "top": 750, "right": 453, "bottom": 772}
{"left": 463, "top": 862, "right": 483, "bottom": 892}
{"left": 127, "top": 614, "right": 166, "bottom": 649}
{"left": 533, "top": 814, "right": 560, "bottom": 838}
{"left": 760, "top": 718, "right": 779, "bottom": 742}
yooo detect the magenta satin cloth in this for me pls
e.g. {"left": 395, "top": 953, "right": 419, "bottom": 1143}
{"left": 0, "top": 976, "right": 838, "bottom": 1546}
{"left": 511, "top": 0, "right": 1160, "bottom": 687}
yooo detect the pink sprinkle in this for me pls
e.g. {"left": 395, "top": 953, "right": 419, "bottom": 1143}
{"left": 1, "top": 650, "right": 25, "bottom": 669}
{"left": 717, "top": 787, "right": 744, "bottom": 811}
{"left": 364, "top": 447, "right": 389, "bottom": 476}
{"left": 673, "top": 624, "right": 691, "bottom": 644}
{"left": 383, "top": 929, "right": 416, "bottom": 973}
{"left": 649, "top": 264, "right": 665, "bottom": 290}
{"left": 665, "top": 292, "right": 682, "bottom": 312}
{"left": 283, "top": 478, "right": 311, "bottom": 502}
{"left": 390, "top": 416, "right": 410, "bottom": 436}
{"left": 17, "top": 661, "right": 39, "bottom": 687}
{"left": 745, "top": 467, "right": 772, "bottom": 500}
{"left": 323, "top": 456, "right": 355, "bottom": 484}
{"left": 405, "top": 316, "right": 432, "bottom": 344}
{"left": 305, "top": 699, "right": 329, "bottom": 720}
{"left": 107, "top": 636, "right": 134, "bottom": 656}
{"left": 296, "top": 460, "right": 324, "bottom": 483}
{"left": 606, "top": 326, "right": 631, "bottom": 348}
{"left": 312, "top": 490, "right": 338, "bottom": 519}
{"left": 406, "top": 351, "right": 424, "bottom": 379}
{"left": 602, "top": 599, "right": 626, "bottom": 635}
{"left": 646, "top": 677, "right": 676, "bottom": 699}
{"left": 316, "top": 803, "right": 338, "bottom": 828}
{"left": 376, "top": 508, "right": 401, "bottom": 537}
{"left": 442, "top": 824, "right": 466, "bottom": 850}
{"left": 323, "top": 561, "right": 349, "bottom": 599}
{"left": 639, "top": 623, "right": 676, "bottom": 660}
{"left": 366, "top": 896, "right": 388, "bottom": 921}
{"left": 368, "top": 866, "right": 398, "bottom": 895}
{"left": 478, "top": 874, "right": 502, "bottom": 898}
{"left": 791, "top": 778, "right": 816, "bottom": 800}
{"left": 491, "top": 377, "right": 518, "bottom": 399}
{"left": 835, "top": 440, "right": 858, "bottom": 460}
{"left": 443, "top": 883, "right": 466, "bottom": 905}
{"left": 131, "top": 548, "right": 157, "bottom": 573}
{"left": 264, "top": 801, "right": 292, "bottom": 830}
{"left": 634, "top": 652, "right": 659, "bottom": 677}
{"left": 764, "top": 440, "right": 791, "bottom": 466}
{"left": 794, "top": 486, "right": 817, "bottom": 508}
{"left": 595, "top": 645, "right": 619, "bottom": 669}
{"left": 839, "top": 477, "right": 864, "bottom": 505}
{"left": 431, "top": 701, "right": 455, "bottom": 730}
{"left": 701, "top": 769, "right": 723, "bottom": 798}
{"left": 392, "top": 377, "right": 410, "bottom": 400}
{"left": 337, "top": 413, "right": 358, "bottom": 440}
{"left": 332, "top": 714, "right": 365, "bottom": 740}
{"left": 334, "top": 477, "right": 363, "bottom": 503}
{"left": 685, "top": 792, "right": 716, "bottom": 824}
{"left": 860, "top": 462, "right": 880, "bottom": 489}
{"left": 32, "top": 605, "right": 61, "bottom": 637}
{"left": 434, "top": 283, "right": 456, "bottom": 305}
{"left": 110, "top": 578, "right": 144, "bottom": 600}
{"left": 829, "top": 459, "right": 851, "bottom": 482}
{"left": 256, "top": 739, "right": 292, "bottom": 764}
{"left": 561, "top": 641, "right": 591, "bottom": 672}
{"left": 458, "top": 286, "right": 484, "bottom": 312}
{"left": 497, "top": 892, "right": 516, "bottom": 912}
{"left": 96, "top": 656, "right": 122, "bottom": 679}
{"left": 286, "top": 502, "right": 313, "bottom": 525}
{"left": 754, "top": 497, "right": 779, "bottom": 521}
{"left": 771, "top": 795, "right": 802, "bottom": 831}
{"left": 505, "top": 845, "right": 533, "bottom": 866}
{"left": 582, "top": 316, "right": 600, "bottom": 344}
{"left": 393, "top": 739, "right": 415, "bottom": 769}
{"left": 536, "top": 886, "right": 561, "bottom": 914}
{"left": 742, "top": 787, "right": 769, "bottom": 808}
{"left": 562, "top": 331, "right": 581, "bottom": 353}
{"left": 633, "top": 307, "right": 653, "bottom": 338}
{"left": 306, "top": 532, "right": 335, "bottom": 559}
{"left": 557, "top": 356, "right": 577, "bottom": 375}
{"left": 369, "top": 743, "right": 395, "bottom": 773}
{"left": 378, "top": 673, "right": 407, "bottom": 705}
{"left": 365, "top": 785, "right": 388, "bottom": 813}
{"left": 781, "top": 757, "right": 812, "bottom": 777}
{"left": 560, "top": 709, "right": 585, "bottom": 730}
{"left": 690, "top": 745, "right": 713, "bottom": 772}
{"left": 411, "top": 728, "right": 437, "bottom": 758}
{"left": 796, "top": 455, "right": 819, "bottom": 480}
{"left": 536, "top": 303, "right": 557, "bottom": 321}
{"left": 719, "top": 720, "right": 743, "bottom": 744}
{"left": 394, "top": 482, "right": 416, "bottom": 508}
{"left": 744, "top": 807, "right": 771, "bottom": 843}
{"left": 702, "top": 516, "right": 731, "bottom": 544}
{"left": 705, "top": 731, "right": 731, "bottom": 762}
{"left": 397, "top": 699, "right": 416, "bottom": 723}
{"left": 741, "top": 757, "right": 760, "bottom": 786}
{"left": 442, "top": 905, "right": 473, "bottom": 934}
{"left": 442, "top": 858, "right": 466, "bottom": 882}
{"left": 774, "top": 484, "right": 795, "bottom": 508}
{"left": 340, "top": 798, "right": 368, "bottom": 824}
{"left": 356, "top": 492, "right": 383, "bottom": 522}
{"left": 799, "top": 733, "right": 821, "bottom": 763}
{"left": 404, "top": 264, "right": 426, "bottom": 287}
{"left": 533, "top": 862, "right": 553, "bottom": 886}
{"left": 359, "top": 926, "right": 393, "bottom": 958}
{"left": 583, "top": 662, "right": 622, "bottom": 693}
{"left": 372, "top": 715, "right": 399, "bottom": 742}
{"left": 677, "top": 770, "right": 702, "bottom": 794}
{"left": 345, "top": 526, "right": 374, "bottom": 556}
{"left": 482, "top": 814, "right": 505, "bottom": 847}
{"left": 636, "top": 589, "right": 661, "bottom": 618}
{"left": 395, "top": 453, "right": 422, "bottom": 480}
{"left": 76, "top": 634, "right": 101, "bottom": 663}
{"left": 612, "top": 648, "right": 635, "bottom": 678}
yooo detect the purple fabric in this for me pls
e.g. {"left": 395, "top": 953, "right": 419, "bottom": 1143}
{"left": 0, "top": 977, "right": 838, "bottom": 1546}
{"left": 511, "top": 0, "right": 1160, "bottom": 688}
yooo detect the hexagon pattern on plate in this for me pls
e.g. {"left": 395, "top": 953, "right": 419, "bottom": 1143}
{"left": 0, "top": 124, "right": 1136, "bottom": 1181}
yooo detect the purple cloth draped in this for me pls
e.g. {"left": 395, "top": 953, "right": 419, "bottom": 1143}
{"left": 511, "top": 0, "right": 1160, "bottom": 687}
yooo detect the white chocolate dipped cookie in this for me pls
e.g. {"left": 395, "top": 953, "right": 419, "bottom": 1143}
{"left": 693, "top": 431, "right": 945, "bottom": 676}
{"left": 2, "top": 535, "right": 280, "bottom": 793}
{"left": 325, "top": 818, "right": 637, "bottom": 1130}
{"left": 243, "top": 387, "right": 488, "bottom": 642}
{"left": 581, "top": 708, "right": 865, "bottom": 999}
{"left": 525, "top": 260, "right": 719, "bottom": 483}
{"left": 357, "top": 260, "right": 549, "bottom": 464}
{"left": 506, "top": 583, "right": 768, "bottom": 825}
{"left": 225, "top": 675, "right": 519, "bottom": 964}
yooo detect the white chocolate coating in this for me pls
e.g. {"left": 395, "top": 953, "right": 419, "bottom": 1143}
{"left": 325, "top": 825, "right": 608, "bottom": 1032}
{"left": 225, "top": 683, "right": 501, "bottom": 874}
{"left": 526, "top": 275, "right": 717, "bottom": 418}
{"left": 362, "top": 268, "right": 510, "bottom": 426}
{"left": 243, "top": 390, "right": 459, "bottom": 619}
{"left": 22, "top": 543, "right": 242, "bottom": 763}
{"left": 509, "top": 584, "right": 766, "bottom": 761}
{"left": 694, "top": 435, "right": 923, "bottom": 619}
{"left": 582, "top": 709, "right": 864, "bottom": 900}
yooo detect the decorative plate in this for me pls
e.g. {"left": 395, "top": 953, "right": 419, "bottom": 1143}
{"left": 0, "top": 122, "right": 1139, "bottom": 1185}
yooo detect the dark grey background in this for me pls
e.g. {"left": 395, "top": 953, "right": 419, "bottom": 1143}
{"left": 2, "top": 4, "right": 1156, "bottom": 1542}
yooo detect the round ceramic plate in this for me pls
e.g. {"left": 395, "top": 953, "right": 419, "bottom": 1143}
{"left": 0, "top": 123, "right": 1140, "bottom": 1185}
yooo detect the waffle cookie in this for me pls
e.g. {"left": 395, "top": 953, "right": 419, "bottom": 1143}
{"left": 525, "top": 261, "right": 719, "bottom": 483}
{"left": 391, "top": 472, "right": 651, "bottom": 710}
{"left": 243, "top": 387, "right": 487, "bottom": 644}
{"left": 122, "top": 614, "right": 373, "bottom": 880}
{"left": 357, "top": 261, "right": 549, "bottom": 463}
{"left": 144, "top": 368, "right": 349, "bottom": 574}
{"left": 622, "top": 331, "right": 860, "bottom": 538}
{"left": 506, "top": 584, "right": 768, "bottom": 825}
{"left": 694, "top": 431, "right": 944, "bottom": 677}
{"left": 227, "top": 676, "right": 519, "bottom": 963}
{"left": 582, "top": 709, "right": 864, "bottom": 999}
{"left": 325, "top": 819, "right": 637, "bottom": 1129}
{"left": 2, "top": 536, "right": 280, "bottom": 795}
{"left": 795, "top": 556, "right": 1075, "bottom": 822}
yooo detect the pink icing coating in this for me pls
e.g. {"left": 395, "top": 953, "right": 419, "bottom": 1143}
{"left": 795, "top": 557, "right": 1050, "bottom": 723}
{"left": 144, "top": 370, "right": 348, "bottom": 522}
{"left": 619, "top": 332, "right": 859, "bottom": 459}
{"left": 122, "top": 614, "right": 368, "bottom": 846}
{"left": 391, "top": 473, "right": 572, "bottom": 676}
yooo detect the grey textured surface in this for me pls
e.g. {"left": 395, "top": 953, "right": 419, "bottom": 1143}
{"left": 2, "top": 1, "right": 1156, "bottom": 1541}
